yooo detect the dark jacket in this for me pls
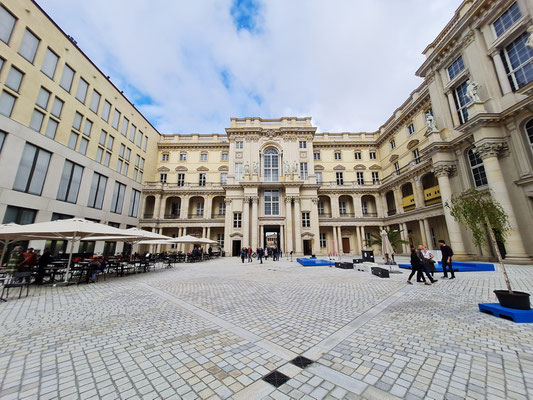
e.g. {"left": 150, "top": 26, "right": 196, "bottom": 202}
{"left": 38, "top": 251, "right": 53, "bottom": 268}
{"left": 440, "top": 245, "right": 453, "bottom": 264}
{"left": 410, "top": 252, "right": 422, "bottom": 269}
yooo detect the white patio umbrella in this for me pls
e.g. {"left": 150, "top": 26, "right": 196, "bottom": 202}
{"left": 0, "top": 223, "right": 54, "bottom": 267}
{"left": 195, "top": 237, "right": 218, "bottom": 245}
{"left": 83, "top": 227, "right": 172, "bottom": 243}
{"left": 7, "top": 218, "right": 137, "bottom": 283}
{"left": 173, "top": 234, "right": 206, "bottom": 244}
{"left": 381, "top": 228, "right": 395, "bottom": 264}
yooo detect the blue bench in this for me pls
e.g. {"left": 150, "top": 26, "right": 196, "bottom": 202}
{"left": 479, "top": 303, "right": 533, "bottom": 323}
{"left": 297, "top": 258, "right": 335, "bottom": 267}
{"left": 399, "top": 261, "right": 495, "bottom": 272}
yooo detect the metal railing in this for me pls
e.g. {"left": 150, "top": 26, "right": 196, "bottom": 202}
{"left": 387, "top": 209, "right": 397, "bottom": 216}
{"left": 362, "top": 212, "right": 378, "bottom": 217}
{"left": 164, "top": 214, "right": 180, "bottom": 219}
{"left": 339, "top": 212, "right": 355, "bottom": 217}
{"left": 143, "top": 213, "right": 153, "bottom": 219}
{"left": 318, "top": 212, "right": 332, "bottom": 218}
{"left": 188, "top": 214, "right": 205, "bottom": 219}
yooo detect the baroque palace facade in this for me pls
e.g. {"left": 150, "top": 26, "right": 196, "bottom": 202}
{"left": 1, "top": 0, "right": 533, "bottom": 261}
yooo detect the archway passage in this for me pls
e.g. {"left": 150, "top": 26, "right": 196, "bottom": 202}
{"left": 263, "top": 225, "right": 280, "bottom": 253}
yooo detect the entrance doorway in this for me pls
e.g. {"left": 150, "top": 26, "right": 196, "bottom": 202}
{"left": 342, "top": 238, "right": 350, "bottom": 254}
{"left": 263, "top": 225, "right": 280, "bottom": 252}
{"left": 303, "top": 240, "right": 312, "bottom": 255}
{"left": 232, "top": 240, "right": 241, "bottom": 256}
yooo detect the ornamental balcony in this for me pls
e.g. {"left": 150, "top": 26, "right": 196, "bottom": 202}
{"left": 424, "top": 185, "right": 441, "bottom": 205}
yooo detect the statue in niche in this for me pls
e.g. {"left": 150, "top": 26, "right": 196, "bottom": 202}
{"left": 244, "top": 162, "right": 250, "bottom": 175}
{"left": 284, "top": 161, "right": 290, "bottom": 175}
{"left": 293, "top": 161, "right": 298, "bottom": 174}
{"left": 425, "top": 113, "right": 437, "bottom": 132}
{"left": 253, "top": 161, "right": 259, "bottom": 174}
{"left": 466, "top": 81, "right": 480, "bottom": 103}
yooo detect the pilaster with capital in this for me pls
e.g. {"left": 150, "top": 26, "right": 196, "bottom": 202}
{"left": 352, "top": 193, "right": 362, "bottom": 218}
{"left": 223, "top": 199, "right": 233, "bottom": 253}
{"left": 412, "top": 176, "right": 424, "bottom": 209}
{"left": 251, "top": 196, "right": 259, "bottom": 249}
{"left": 285, "top": 196, "right": 293, "bottom": 253}
{"left": 310, "top": 198, "right": 320, "bottom": 254}
{"left": 293, "top": 198, "right": 302, "bottom": 254}
{"left": 180, "top": 195, "right": 190, "bottom": 219}
{"left": 331, "top": 194, "right": 340, "bottom": 218}
{"left": 242, "top": 197, "right": 250, "bottom": 248}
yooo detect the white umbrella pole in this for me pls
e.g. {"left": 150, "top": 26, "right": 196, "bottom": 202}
{"left": 64, "top": 234, "right": 77, "bottom": 284}
{"left": 0, "top": 240, "right": 9, "bottom": 268}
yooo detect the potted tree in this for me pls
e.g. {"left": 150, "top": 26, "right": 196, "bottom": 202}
{"left": 446, "top": 188, "right": 530, "bottom": 310}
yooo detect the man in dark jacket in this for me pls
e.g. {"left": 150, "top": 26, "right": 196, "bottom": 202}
{"left": 439, "top": 240, "right": 455, "bottom": 279}
{"left": 36, "top": 248, "right": 52, "bottom": 285}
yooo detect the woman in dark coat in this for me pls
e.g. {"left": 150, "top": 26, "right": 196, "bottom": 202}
{"left": 407, "top": 247, "right": 431, "bottom": 285}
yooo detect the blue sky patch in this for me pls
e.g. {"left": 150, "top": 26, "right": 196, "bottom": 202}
{"left": 231, "top": 0, "right": 262, "bottom": 33}
{"left": 220, "top": 69, "right": 231, "bottom": 90}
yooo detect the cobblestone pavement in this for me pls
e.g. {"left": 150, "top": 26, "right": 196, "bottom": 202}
{"left": 0, "top": 256, "right": 532, "bottom": 399}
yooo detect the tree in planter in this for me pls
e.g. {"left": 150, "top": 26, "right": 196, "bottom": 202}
{"left": 367, "top": 227, "right": 408, "bottom": 254}
{"left": 445, "top": 188, "right": 513, "bottom": 293}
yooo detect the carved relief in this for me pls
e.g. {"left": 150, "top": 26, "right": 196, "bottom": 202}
{"left": 433, "top": 163, "right": 456, "bottom": 178}
{"left": 474, "top": 141, "right": 508, "bottom": 160}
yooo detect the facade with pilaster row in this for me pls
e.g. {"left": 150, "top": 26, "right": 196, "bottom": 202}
{"left": 140, "top": 0, "right": 533, "bottom": 262}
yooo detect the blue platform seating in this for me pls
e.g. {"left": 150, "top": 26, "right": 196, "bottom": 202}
{"left": 297, "top": 258, "right": 335, "bottom": 266}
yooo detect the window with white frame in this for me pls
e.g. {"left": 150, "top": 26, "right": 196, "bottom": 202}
{"left": 362, "top": 200, "right": 368, "bottom": 215}
{"left": 453, "top": 80, "right": 470, "bottom": 124}
{"left": 235, "top": 163, "right": 243, "bottom": 181}
{"left": 314, "top": 151, "right": 320, "bottom": 160}
{"left": 18, "top": 29, "right": 40, "bottom": 63}
{"left": 334, "top": 151, "right": 342, "bottom": 160}
{"left": 217, "top": 233, "right": 224, "bottom": 248}
{"left": 218, "top": 202, "right": 226, "bottom": 216}
{"left": 199, "top": 173, "right": 206, "bottom": 186}
{"left": 394, "top": 161, "right": 400, "bottom": 175}
{"left": 339, "top": 201, "right": 347, "bottom": 215}
{"left": 177, "top": 173, "right": 185, "bottom": 186}
{"left": 369, "top": 151, "right": 377, "bottom": 160}
{"left": 302, "top": 212, "right": 310, "bottom": 227}
{"left": 526, "top": 119, "right": 533, "bottom": 155}
{"left": 493, "top": 2, "right": 522, "bottom": 38}
{"left": 233, "top": 212, "right": 242, "bottom": 228}
{"left": 300, "top": 162, "right": 308, "bottom": 180}
{"left": 264, "top": 190, "right": 279, "bottom": 215}
{"left": 179, "top": 152, "right": 187, "bottom": 161}
{"left": 413, "top": 148, "right": 421, "bottom": 164}
{"left": 315, "top": 171, "right": 322, "bottom": 184}
{"left": 263, "top": 148, "right": 279, "bottom": 182}
{"left": 468, "top": 148, "right": 488, "bottom": 187}
{"left": 236, "top": 141, "right": 243, "bottom": 149}
{"left": 447, "top": 55, "right": 465, "bottom": 80}
{"left": 162, "top": 153, "right": 169, "bottom": 161}
{"left": 220, "top": 172, "right": 227, "bottom": 185}
{"left": 407, "top": 123, "right": 415, "bottom": 135}
{"left": 356, "top": 171, "right": 364, "bottom": 185}
{"left": 318, "top": 202, "right": 325, "bottom": 215}
{"left": 160, "top": 173, "right": 167, "bottom": 183}
{"left": 221, "top": 152, "right": 228, "bottom": 161}
{"left": 372, "top": 171, "right": 379, "bottom": 184}
{"left": 13, "top": 143, "right": 51, "bottom": 195}
{"left": 0, "top": 6, "right": 16, "bottom": 45}
{"left": 501, "top": 32, "right": 533, "bottom": 90}
{"left": 57, "top": 160, "right": 83, "bottom": 204}
{"left": 299, "top": 141, "right": 307, "bottom": 149}
{"left": 390, "top": 139, "right": 396, "bottom": 149}
{"left": 319, "top": 233, "right": 327, "bottom": 248}
{"left": 200, "top": 153, "right": 208, "bottom": 161}
{"left": 336, "top": 172, "right": 344, "bottom": 185}
{"left": 364, "top": 232, "right": 371, "bottom": 248}
{"left": 354, "top": 151, "right": 361, "bottom": 160}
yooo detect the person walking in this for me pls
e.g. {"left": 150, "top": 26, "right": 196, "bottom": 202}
{"left": 439, "top": 239, "right": 455, "bottom": 279}
{"left": 241, "top": 247, "right": 246, "bottom": 263}
{"left": 6, "top": 246, "right": 25, "bottom": 283}
{"left": 417, "top": 245, "right": 438, "bottom": 284}
{"left": 36, "top": 248, "right": 52, "bottom": 285}
{"left": 407, "top": 247, "right": 431, "bottom": 285}
{"left": 247, "top": 247, "right": 252, "bottom": 262}
{"left": 421, "top": 245, "right": 437, "bottom": 278}
{"left": 258, "top": 248, "right": 264, "bottom": 264}
{"left": 22, "top": 248, "right": 37, "bottom": 272}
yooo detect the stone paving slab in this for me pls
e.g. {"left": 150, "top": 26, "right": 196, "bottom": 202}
{"left": 0, "top": 256, "right": 532, "bottom": 399}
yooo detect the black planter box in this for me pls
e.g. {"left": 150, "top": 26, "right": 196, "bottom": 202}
{"left": 335, "top": 262, "right": 354, "bottom": 269}
{"left": 353, "top": 259, "right": 363, "bottom": 264}
{"left": 371, "top": 266, "right": 390, "bottom": 278}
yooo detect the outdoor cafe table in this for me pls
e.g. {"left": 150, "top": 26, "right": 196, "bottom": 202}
{"left": 43, "top": 265, "right": 66, "bottom": 284}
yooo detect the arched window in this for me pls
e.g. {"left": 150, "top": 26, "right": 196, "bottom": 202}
{"left": 263, "top": 148, "right": 279, "bottom": 182}
{"left": 526, "top": 119, "right": 533, "bottom": 155}
{"left": 468, "top": 148, "right": 488, "bottom": 187}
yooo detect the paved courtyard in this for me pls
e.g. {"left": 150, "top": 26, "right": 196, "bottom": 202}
{"left": 0, "top": 256, "right": 532, "bottom": 400}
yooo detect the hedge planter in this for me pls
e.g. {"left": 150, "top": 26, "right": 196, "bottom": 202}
{"left": 494, "top": 290, "right": 531, "bottom": 310}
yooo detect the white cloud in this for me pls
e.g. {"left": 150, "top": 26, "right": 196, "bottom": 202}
{"left": 38, "top": 0, "right": 460, "bottom": 134}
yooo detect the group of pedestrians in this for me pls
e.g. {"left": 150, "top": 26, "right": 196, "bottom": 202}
{"left": 5, "top": 246, "right": 52, "bottom": 285}
{"left": 240, "top": 247, "right": 283, "bottom": 264}
{"left": 407, "top": 239, "right": 455, "bottom": 285}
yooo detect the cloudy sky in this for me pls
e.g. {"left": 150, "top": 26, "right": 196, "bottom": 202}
{"left": 38, "top": 0, "right": 460, "bottom": 134}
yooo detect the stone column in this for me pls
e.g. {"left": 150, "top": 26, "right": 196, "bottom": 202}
{"left": 251, "top": 197, "right": 259, "bottom": 249}
{"left": 475, "top": 142, "right": 531, "bottom": 263}
{"left": 356, "top": 226, "right": 362, "bottom": 255}
{"left": 331, "top": 194, "right": 340, "bottom": 218}
{"left": 153, "top": 195, "right": 162, "bottom": 220}
{"left": 446, "top": 90, "right": 461, "bottom": 127}
{"left": 374, "top": 195, "right": 383, "bottom": 217}
{"left": 310, "top": 198, "right": 320, "bottom": 254}
{"left": 180, "top": 196, "right": 190, "bottom": 219}
{"left": 393, "top": 187, "right": 403, "bottom": 214}
{"left": 223, "top": 199, "right": 232, "bottom": 254}
{"left": 242, "top": 197, "right": 250, "bottom": 248}
{"left": 158, "top": 196, "right": 166, "bottom": 219}
{"left": 413, "top": 176, "right": 425, "bottom": 209}
{"left": 205, "top": 195, "right": 213, "bottom": 219}
{"left": 337, "top": 226, "right": 343, "bottom": 254}
{"left": 181, "top": 227, "right": 187, "bottom": 253}
{"left": 400, "top": 223, "right": 410, "bottom": 254}
{"left": 285, "top": 197, "right": 293, "bottom": 253}
{"left": 279, "top": 225, "right": 284, "bottom": 253}
{"left": 490, "top": 51, "right": 513, "bottom": 95}
{"left": 260, "top": 225, "right": 264, "bottom": 248}
{"left": 332, "top": 226, "right": 338, "bottom": 255}
{"left": 294, "top": 198, "right": 302, "bottom": 254}
{"left": 433, "top": 164, "right": 467, "bottom": 258}
{"left": 381, "top": 194, "right": 389, "bottom": 217}
{"left": 423, "top": 219, "right": 433, "bottom": 250}
{"left": 360, "top": 226, "right": 366, "bottom": 250}
{"left": 352, "top": 194, "right": 362, "bottom": 217}
{"left": 206, "top": 227, "right": 211, "bottom": 240}
{"left": 418, "top": 220, "right": 427, "bottom": 247}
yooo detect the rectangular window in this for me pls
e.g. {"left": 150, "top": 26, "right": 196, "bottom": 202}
{"left": 110, "top": 182, "right": 126, "bottom": 214}
{"left": 0, "top": 131, "right": 6, "bottom": 153}
{"left": 103, "top": 151, "right": 111, "bottom": 167}
{"left": 116, "top": 159, "right": 123, "bottom": 173}
{"left": 299, "top": 141, "right": 307, "bottom": 149}
{"left": 83, "top": 119, "right": 92, "bottom": 137}
{"left": 372, "top": 171, "right": 379, "bottom": 184}
{"left": 217, "top": 233, "right": 224, "bottom": 248}
{"left": 235, "top": 163, "right": 243, "bottom": 181}
{"left": 302, "top": 212, "right": 310, "bottom": 227}
{"left": 407, "top": 123, "right": 415, "bottom": 135}
{"left": 99, "top": 130, "right": 107, "bottom": 146}
{"left": 107, "top": 135, "right": 114, "bottom": 151}
{"left": 121, "top": 117, "right": 129, "bottom": 136}
{"left": 2, "top": 206, "right": 36, "bottom": 225}
{"left": 125, "top": 148, "right": 131, "bottom": 161}
{"left": 390, "top": 139, "right": 396, "bottom": 149}
{"left": 319, "top": 233, "right": 327, "bottom": 248}
{"left": 112, "top": 109, "right": 120, "bottom": 129}
{"left": 354, "top": 151, "right": 361, "bottom": 160}
{"left": 177, "top": 173, "right": 185, "bottom": 186}
{"left": 334, "top": 151, "right": 341, "bottom": 160}
{"left": 143, "top": 135, "right": 147, "bottom": 152}
{"left": 447, "top": 56, "right": 465, "bottom": 80}
{"left": 72, "top": 112, "right": 83, "bottom": 131}
{"left": 68, "top": 131, "right": 78, "bottom": 149}
{"left": 502, "top": 32, "right": 533, "bottom": 90}
{"left": 50, "top": 97, "right": 63, "bottom": 118}
{"left": 75, "top": 78, "right": 89, "bottom": 103}
{"left": 36, "top": 87, "right": 50, "bottom": 110}
{"left": 160, "top": 173, "right": 167, "bottom": 183}
{"left": 129, "top": 124, "right": 136, "bottom": 142}
{"left": 0, "top": 90, "right": 16, "bottom": 117}
{"left": 29, "top": 109, "right": 45, "bottom": 131}
{"left": 339, "top": 201, "right": 347, "bottom": 215}
{"left": 18, "top": 29, "right": 40, "bottom": 63}
{"left": 57, "top": 160, "right": 83, "bottom": 203}
{"left": 41, "top": 48, "right": 59, "bottom": 79}
{"left": 493, "top": 2, "right": 522, "bottom": 37}
{"left": 264, "top": 190, "right": 280, "bottom": 216}
{"left": 364, "top": 232, "right": 371, "bottom": 248}
{"left": 196, "top": 202, "right": 204, "bottom": 216}
{"left": 236, "top": 141, "right": 243, "bottom": 149}
{"left": 101, "top": 100, "right": 111, "bottom": 122}
{"left": 413, "top": 148, "right": 421, "bottom": 164}
{"left": 162, "top": 153, "right": 169, "bottom": 161}
{"left": 13, "top": 143, "right": 51, "bottom": 195}
{"left": 179, "top": 152, "right": 187, "bottom": 161}
{"left": 45, "top": 119, "right": 58, "bottom": 139}
{"left": 79, "top": 137, "right": 88, "bottom": 155}
{"left": 59, "top": 64, "right": 75, "bottom": 92}
{"left": 314, "top": 151, "right": 320, "bottom": 160}
{"left": 199, "top": 173, "right": 206, "bottom": 186}
{"left": 0, "top": 6, "right": 16, "bottom": 44}
{"left": 318, "top": 202, "right": 324, "bottom": 215}
{"left": 136, "top": 131, "right": 143, "bottom": 147}
{"left": 394, "top": 161, "right": 400, "bottom": 175}
{"left": 200, "top": 153, "right": 208, "bottom": 161}
{"left": 315, "top": 171, "right": 322, "bottom": 184}
{"left": 221, "top": 152, "right": 229, "bottom": 161}
{"left": 5, "top": 66, "right": 23, "bottom": 92}
{"left": 220, "top": 172, "right": 227, "bottom": 185}
{"left": 299, "top": 162, "right": 308, "bottom": 180}
{"left": 336, "top": 172, "right": 344, "bottom": 185}
{"left": 87, "top": 172, "right": 108, "bottom": 209}
{"left": 122, "top": 162, "right": 128, "bottom": 176}
{"left": 89, "top": 90, "right": 101, "bottom": 113}
{"left": 468, "top": 149, "right": 488, "bottom": 187}
{"left": 356, "top": 171, "right": 364, "bottom": 185}
{"left": 129, "top": 189, "right": 141, "bottom": 217}
{"left": 453, "top": 80, "right": 470, "bottom": 124}
{"left": 369, "top": 151, "right": 377, "bottom": 160}
{"left": 233, "top": 212, "right": 242, "bottom": 228}
{"left": 96, "top": 147, "right": 103, "bottom": 163}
